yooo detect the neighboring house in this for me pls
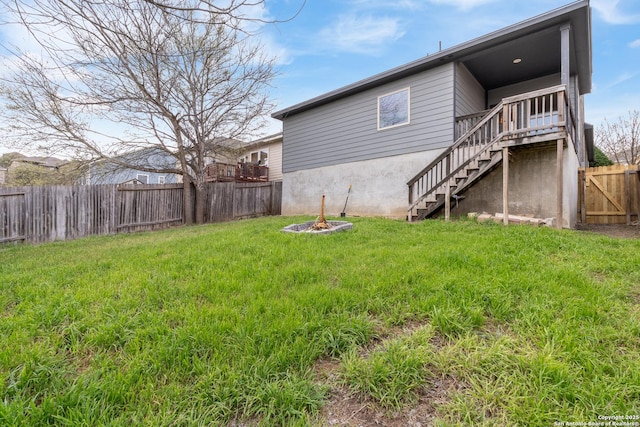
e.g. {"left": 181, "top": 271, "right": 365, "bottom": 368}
{"left": 273, "top": 1, "right": 593, "bottom": 228}
{"left": 8, "top": 154, "right": 69, "bottom": 172}
{"left": 5, "top": 154, "right": 79, "bottom": 185}
{"left": 607, "top": 148, "right": 639, "bottom": 166}
{"left": 239, "top": 133, "right": 283, "bottom": 182}
{"left": 87, "top": 148, "right": 179, "bottom": 185}
{"left": 204, "top": 133, "right": 283, "bottom": 183}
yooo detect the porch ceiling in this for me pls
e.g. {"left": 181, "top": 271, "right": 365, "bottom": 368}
{"left": 456, "top": 2, "right": 591, "bottom": 93}
{"left": 461, "top": 28, "right": 563, "bottom": 90}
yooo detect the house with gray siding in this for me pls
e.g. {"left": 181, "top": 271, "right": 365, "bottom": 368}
{"left": 273, "top": 1, "right": 593, "bottom": 228}
{"left": 87, "top": 147, "right": 180, "bottom": 185}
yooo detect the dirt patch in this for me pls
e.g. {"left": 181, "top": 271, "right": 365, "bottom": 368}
{"left": 313, "top": 322, "right": 462, "bottom": 427}
{"left": 316, "top": 374, "right": 466, "bottom": 427}
{"left": 318, "top": 383, "right": 443, "bottom": 427}
{"left": 575, "top": 223, "right": 640, "bottom": 239}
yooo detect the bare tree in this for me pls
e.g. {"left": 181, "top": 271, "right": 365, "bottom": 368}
{"left": 0, "top": 0, "right": 279, "bottom": 224}
{"left": 596, "top": 110, "right": 640, "bottom": 166}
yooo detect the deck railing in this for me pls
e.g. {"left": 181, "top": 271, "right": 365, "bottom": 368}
{"left": 205, "top": 162, "right": 269, "bottom": 183}
{"left": 408, "top": 85, "right": 576, "bottom": 216}
{"left": 236, "top": 162, "right": 269, "bottom": 182}
{"left": 455, "top": 109, "right": 490, "bottom": 140}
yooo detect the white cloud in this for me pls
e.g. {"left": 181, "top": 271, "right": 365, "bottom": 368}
{"left": 257, "top": 33, "right": 293, "bottom": 66}
{"left": 605, "top": 72, "right": 637, "bottom": 89}
{"left": 348, "top": 0, "right": 424, "bottom": 11}
{"left": 591, "top": 0, "right": 640, "bottom": 24}
{"left": 630, "top": 39, "right": 640, "bottom": 48}
{"left": 318, "top": 14, "right": 405, "bottom": 55}
{"left": 427, "top": 0, "right": 497, "bottom": 11}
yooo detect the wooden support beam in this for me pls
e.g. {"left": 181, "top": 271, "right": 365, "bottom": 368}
{"left": 580, "top": 168, "right": 587, "bottom": 224}
{"left": 445, "top": 182, "right": 451, "bottom": 221}
{"left": 625, "top": 169, "right": 632, "bottom": 225}
{"left": 637, "top": 171, "right": 640, "bottom": 223}
{"left": 560, "top": 24, "right": 571, "bottom": 88}
{"left": 556, "top": 139, "right": 564, "bottom": 229}
{"left": 502, "top": 146, "right": 509, "bottom": 225}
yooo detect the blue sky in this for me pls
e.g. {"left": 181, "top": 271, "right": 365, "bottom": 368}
{"left": 261, "top": 0, "right": 640, "bottom": 134}
{"left": 1, "top": 0, "right": 638, "bottom": 155}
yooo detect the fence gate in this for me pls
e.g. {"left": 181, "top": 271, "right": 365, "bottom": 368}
{"left": 580, "top": 164, "right": 640, "bottom": 224}
{"left": 0, "top": 192, "right": 27, "bottom": 243}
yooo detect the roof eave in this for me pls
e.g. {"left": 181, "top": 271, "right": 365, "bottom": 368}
{"left": 272, "top": 0, "right": 591, "bottom": 121}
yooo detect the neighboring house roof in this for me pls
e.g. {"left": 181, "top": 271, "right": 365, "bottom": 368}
{"left": 10, "top": 154, "right": 69, "bottom": 169}
{"left": 242, "top": 133, "right": 282, "bottom": 151}
{"left": 104, "top": 147, "right": 177, "bottom": 170}
{"left": 273, "top": 0, "right": 591, "bottom": 120}
{"left": 202, "top": 137, "right": 245, "bottom": 158}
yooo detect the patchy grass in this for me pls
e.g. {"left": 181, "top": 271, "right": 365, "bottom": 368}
{"left": 0, "top": 216, "right": 639, "bottom": 426}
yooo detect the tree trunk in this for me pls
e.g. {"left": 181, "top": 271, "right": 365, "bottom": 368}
{"left": 195, "top": 178, "right": 206, "bottom": 225}
{"left": 182, "top": 175, "right": 193, "bottom": 225}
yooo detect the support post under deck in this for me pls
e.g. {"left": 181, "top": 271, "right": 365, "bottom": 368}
{"left": 556, "top": 139, "right": 564, "bottom": 229}
{"left": 502, "top": 146, "right": 509, "bottom": 225}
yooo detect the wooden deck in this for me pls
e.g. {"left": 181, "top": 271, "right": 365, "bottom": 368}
{"left": 205, "top": 162, "right": 269, "bottom": 183}
{"left": 408, "top": 85, "right": 578, "bottom": 223}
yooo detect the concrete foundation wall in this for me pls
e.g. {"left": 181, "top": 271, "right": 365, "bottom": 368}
{"left": 449, "top": 143, "right": 579, "bottom": 227}
{"left": 282, "top": 150, "right": 443, "bottom": 218}
{"left": 283, "top": 141, "right": 581, "bottom": 227}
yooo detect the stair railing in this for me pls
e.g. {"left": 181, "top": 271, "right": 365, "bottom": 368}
{"left": 407, "top": 102, "right": 504, "bottom": 214}
{"left": 407, "top": 84, "right": 575, "bottom": 219}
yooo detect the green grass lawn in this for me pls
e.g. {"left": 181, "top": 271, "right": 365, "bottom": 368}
{"left": 1, "top": 216, "right": 639, "bottom": 426}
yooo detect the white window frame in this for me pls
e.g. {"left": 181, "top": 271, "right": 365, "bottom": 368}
{"left": 242, "top": 148, "right": 269, "bottom": 166}
{"left": 158, "top": 175, "right": 166, "bottom": 184}
{"left": 136, "top": 173, "right": 149, "bottom": 184}
{"left": 377, "top": 87, "right": 411, "bottom": 131}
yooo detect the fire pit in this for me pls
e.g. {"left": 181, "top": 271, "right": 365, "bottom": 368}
{"left": 282, "top": 220, "right": 353, "bottom": 234}
{"left": 282, "top": 195, "right": 353, "bottom": 234}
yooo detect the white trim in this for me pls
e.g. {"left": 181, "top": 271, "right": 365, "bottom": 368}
{"left": 241, "top": 148, "right": 270, "bottom": 166}
{"left": 377, "top": 87, "right": 411, "bottom": 131}
{"left": 158, "top": 175, "right": 166, "bottom": 184}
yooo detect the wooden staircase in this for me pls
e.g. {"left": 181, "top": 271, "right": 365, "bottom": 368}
{"left": 407, "top": 84, "right": 578, "bottom": 221}
{"left": 407, "top": 103, "right": 505, "bottom": 221}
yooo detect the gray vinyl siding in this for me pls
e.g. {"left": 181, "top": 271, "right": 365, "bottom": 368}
{"left": 455, "top": 63, "right": 485, "bottom": 116}
{"left": 487, "top": 73, "right": 560, "bottom": 107}
{"left": 282, "top": 64, "right": 455, "bottom": 173}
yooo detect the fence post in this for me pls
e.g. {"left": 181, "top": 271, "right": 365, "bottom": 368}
{"left": 625, "top": 169, "right": 631, "bottom": 225}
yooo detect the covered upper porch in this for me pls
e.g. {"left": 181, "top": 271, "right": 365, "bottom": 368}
{"left": 452, "top": 1, "right": 591, "bottom": 162}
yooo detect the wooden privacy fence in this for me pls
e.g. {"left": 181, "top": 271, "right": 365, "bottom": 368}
{"left": 579, "top": 164, "right": 640, "bottom": 224}
{"left": 0, "top": 181, "right": 282, "bottom": 244}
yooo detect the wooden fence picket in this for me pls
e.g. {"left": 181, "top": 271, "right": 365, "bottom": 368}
{"left": 580, "top": 164, "right": 639, "bottom": 224}
{"left": 0, "top": 181, "right": 282, "bottom": 244}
